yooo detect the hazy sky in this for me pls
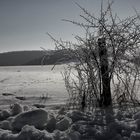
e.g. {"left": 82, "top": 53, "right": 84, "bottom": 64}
{"left": 0, "top": 0, "right": 140, "bottom": 53}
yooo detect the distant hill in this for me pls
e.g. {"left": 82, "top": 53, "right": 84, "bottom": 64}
{"left": 0, "top": 49, "right": 139, "bottom": 66}
{"left": 0, "top": 50, "right": 74, "bottom": 66}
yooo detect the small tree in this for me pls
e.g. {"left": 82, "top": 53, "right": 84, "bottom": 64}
{"left": 49, "top": 1, "right": 140, "bottom": 110}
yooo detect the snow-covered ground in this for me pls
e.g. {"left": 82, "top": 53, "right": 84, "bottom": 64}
{"left": 1, "top": 65, "right": 140, "bottom": 139}
{"left": 0, "top": 65, "right": 68, "bottom": 110}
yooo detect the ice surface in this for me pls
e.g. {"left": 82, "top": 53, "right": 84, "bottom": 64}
{"left": 0, "top": 65, "right": 68, "bottom": 110}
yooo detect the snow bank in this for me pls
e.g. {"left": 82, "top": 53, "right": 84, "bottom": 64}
{"left": 0, "top": 129, "right": 18, "bottom": 140}
{"left": 1, "top": 105, "right": 140, "bottom": 140}
{"left": 18, "top": 125, "right": 53, "bottom": 140}
{"left": 11, "top": 109, "right": 48, "bottom": 131}
{"left": 18, "top": 125, "right": 80, "bottom": 140}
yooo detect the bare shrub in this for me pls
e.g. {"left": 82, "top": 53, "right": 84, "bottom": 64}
{"left": 49, "top": 1, "right": 140, "bottom": 111}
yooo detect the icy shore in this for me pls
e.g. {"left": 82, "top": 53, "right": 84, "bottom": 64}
{"left": 0, "top": 103, "right": 140, "bottom": 140}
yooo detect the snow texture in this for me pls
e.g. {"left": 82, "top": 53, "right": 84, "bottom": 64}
{"left": 0, "top": 107, "right": 140, "bottom": 140}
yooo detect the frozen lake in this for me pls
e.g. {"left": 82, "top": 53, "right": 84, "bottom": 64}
{"left": 0, "top": 64, "right": 140, "bottom": 110}
{"left": 0, "top": 65, "right": 68, "bottom": 109}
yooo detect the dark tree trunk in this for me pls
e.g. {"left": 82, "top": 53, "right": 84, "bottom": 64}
{"left": 81, "top": 91, "right": 86, "bottom": 111}
{"left": 98, "top": 38, "right": 112, "bottom": 107}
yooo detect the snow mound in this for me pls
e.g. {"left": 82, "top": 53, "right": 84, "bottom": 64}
{"left": 135, "top": 119, "right": 140, "bottom": 131}
{"left": 11, "top": 109, "right": 48, "bottom": 131}
{"left": 67, "top": 130, "right": 81, "bottom": 140}
{"left": 58, "top": 107, "right": 66, "bottom": 115}
{"left": 1, "top": 105, "right": 140, "bottom": 140}
{"left": 0, "top": 110, "right": 10, "bottom": 120}
{"left": 23, "top": 105, "right": 30, "bottom": 112}
{"left": 130, "top": 131, "right": 140, "bottom": 140}
{"left": 56, "top": 117, "right": 72, "bottom": 131}
{"left": 53, "top": 129, "right": 81, "bottom": 140}
{"left": 0, "top": 120, "right": 11, "bottom": 130}
{"left": 133, "top": 111, "right": 140, "bottom": 120}
{"left": 19, "top": 125, "right": 80, "bottom": 140}
{"left": 10, "top": 103, "right": 22, "bottom": 116}
{"left": 0, "top": 129, "right": 18, "bottom": 140}
{"left": 45, "top": 115, "right": 56, "bottom": 132}
{"left": 18, "top": 125, "right": 53, "bottom": 140}
{"left": 67, "top": 110, "right": 91, "bottom": 122}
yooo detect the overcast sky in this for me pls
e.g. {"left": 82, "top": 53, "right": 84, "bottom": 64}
{"left": 0, "top": 0, "right": 140, "bottom": 53}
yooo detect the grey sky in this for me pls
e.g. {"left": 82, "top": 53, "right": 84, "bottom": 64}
{"left": 0, "top": 0, "right": 140, "bottom": 53}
